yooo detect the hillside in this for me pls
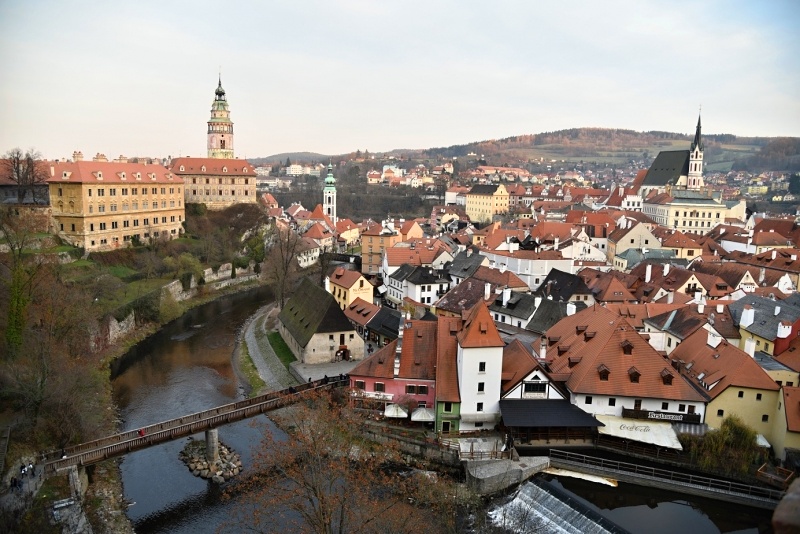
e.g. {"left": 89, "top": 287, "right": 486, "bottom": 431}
{"left": 249, "top": 152, "right": 330, "bottom": 166}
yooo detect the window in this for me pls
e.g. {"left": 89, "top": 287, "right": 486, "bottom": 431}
{"left": 476, "top": 402, "right": 483, "bottom": 412}
{"left": 756, "top": 393, "right": 762, "bottom": 401}
{"left": 661, "top": 402, "right": 669, "bottom": 410}
{"left": 738, "top": 391, "right": 744, "bottom": 398}
{"left": 110, "top": 188, "right": 116, "bottom": 196}
{"left": 678, "top": 404, "right": 686, "bottom": 412}
{"left": 479, "top": 362, "right": 486, "bottom": 373}
{"left": 717, "top": 409, "right": 724, "bottom": 417}
{"left": 762, "top": 414, "right": 769, "bottom": 422}
{"left": 608, "top": 398, "right": 616, "bottom": 407}
{"left": 477, "top": 382, "right": 485, "bottom": 393}
{"left": 406, "top": 385, "right": 416, "bottom": 395}
{"left": 418, "top": 385, "right": 428, "bottom": 395}
{"left": 585, "top": 396, "right": 593, "bottom": 404}
{"left": 111, "top": 221, "right": 118, "bottom": 229}
{"left": 374, "top": 382, "right": 384, "bottom": 392}
{"left": 444, "top": 402, "right": 452, "bottom": 413}
{"left": 99, "top": 222, "right": 106, "bottom": 230}
{"left": 523, "top": 382, "right": 546, "bottom": 394}
{"left": 98, "top": 188, "right": 105, "bottom": 196}
{"left": 688, "top": 405, "right": 696, "bottom": 414}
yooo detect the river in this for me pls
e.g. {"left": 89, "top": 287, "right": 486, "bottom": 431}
{"left": 111, "top": 287, "right": 775, "bottom": 533}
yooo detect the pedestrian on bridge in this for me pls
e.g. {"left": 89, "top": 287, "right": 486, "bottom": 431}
{"left": 138, "top": 429, "right": 146, "bottom": 437}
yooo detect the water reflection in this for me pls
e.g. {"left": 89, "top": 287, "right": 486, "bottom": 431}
{"left": 111, "top": 287, "right": 280, "bottom": 533}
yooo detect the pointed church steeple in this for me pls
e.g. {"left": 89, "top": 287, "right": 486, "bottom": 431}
{"left": 691, "top": 114, "right": 703, "bottom": 152}
{"left": 687, "top": 113, "right": 704, "bottom": 190}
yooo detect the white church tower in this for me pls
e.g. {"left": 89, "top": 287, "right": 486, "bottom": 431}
{"left": 687, "top": 114, "right": 704, "bottom": 190}
{"left": 323, "top": 163, "right": 337, "bottom": 225}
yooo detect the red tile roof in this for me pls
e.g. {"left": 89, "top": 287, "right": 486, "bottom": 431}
{"left": 329, "top": 267, "right": 367, "bottom": 289}
{"left": 457, "top": 301, "right": 504, "bottom": 348}
{"left": 782, "top": 387, "right": 800, "bottom": 433}
{"left": 435, "top": 316, "right": 463, "bottom": 402}
{"left": 545, "top": 305, "right": 705, "bottom": 401}
{"left": 170, "top": 157, "right": 255, "bottom": 175}
{"left": 47, "top": 160, "right": 180, "bottom": 184}
{"left": 343, "top": 297, "right": 380, "bottom": 327}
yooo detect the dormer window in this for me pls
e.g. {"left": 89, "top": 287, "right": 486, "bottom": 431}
{"left": 628, "top": 367, "right": 640, "bottom": 383}
{"left": 120, "top": 172, "right": 126, "bottom": 180}
{"left": 97, "top": 172, "right": 103, "bottom": 180}
{"left": 201, "top": 166, "right": 206, "bottom": 172}
{"left": 584, "top": 331, "right": 596, "bottom": 341}
{"left": 222, "top": 167, "right": 227, "bottom": 173}
{"left": 621, "top": 340, "right": 634, "bottom": 355}
{"left": 180, "top": 166, "right": 185, "bottom": 172}
{"left": 576, "top": 325, "right": 588, "bottom": 334}
{"left": 567, "top": 355, "right": 582, "bottom": 367}
{"left": 661, "top": 368, "right": 674, "bottom": 385}
{"left": 558, "top": 345, "right": 570, "bottom": 356}
{"left": 548, "top": 336, "right": 560, "bottom": 347}
{"left": 598, "top": 364, "right": 610, "bottom": 381}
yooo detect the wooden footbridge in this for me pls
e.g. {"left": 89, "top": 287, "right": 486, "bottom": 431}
{"left": 40, "top": 377, "right": 348, "bottom": 474}
{"left": 549, "top": 449, "right": 785, "bottom": 510}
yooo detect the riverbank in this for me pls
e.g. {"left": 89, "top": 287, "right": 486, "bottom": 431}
{"left": 2, "top": 278, "right": 271, "bottom": 534}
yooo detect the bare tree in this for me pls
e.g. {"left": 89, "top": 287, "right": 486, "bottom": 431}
{"left": 230, "top": 390, "right": 459, "bottom": 533}
{"left": 1, "top": 148, "right": 49, "bottom": 205}
{"left": 263, "top": 224, "right": 302, "bottom": 309}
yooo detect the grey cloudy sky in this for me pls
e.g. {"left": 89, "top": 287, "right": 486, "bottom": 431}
{"left": 1, "top": 0, "right": 798, "bottom": 160}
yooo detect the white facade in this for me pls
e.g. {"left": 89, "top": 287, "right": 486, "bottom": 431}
{"left": 479, "top": 250, "right": 574, "bottom": 291}
{"left": 502, "top": 368, "right": 564, "bottom": 400}
{"left": 457, "top": 345, "right": 503, "bottom": 431}
{"left": 571, "top": 392, "right": 706, "bottom": 421}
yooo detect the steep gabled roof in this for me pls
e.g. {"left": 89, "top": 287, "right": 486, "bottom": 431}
{"left": 640, "top": 150, "right": 690, "bottom": 187}
{"left": 278, "top": 278, "right": 354, "bottom": 348}
{"left": 366, "top": 307, "right": 402, "bottom": 339}
{"left": 670, "top": 329, "right": 780, "bottom": 400}
{"left": 544, "top": 305, "right": 704, "bottom": 401}
{"left": 343, "top": 297, "right": 380, "bottom": 327}
{"left": 500, "top": 340, "right": 541, "bottom": 395}
{"left": 329, "top": 266, "right": 367, "bottom": 290}
{"left": 447, "top": 248, "right": 488, "bottom": 279}
{"left": 436, "top": 316, "right": 463, "bottom": 402}
{"left": 350, "top": 341, "right": 397, "bottom": 379}
{"left": 472, "top": 266, "right": 528, "bottom": 290}
{"left": 534, "top": 268, "right": 592, "bottom": 300}
{"left": 457, "top": 301, "right": 504, "bottom": 348}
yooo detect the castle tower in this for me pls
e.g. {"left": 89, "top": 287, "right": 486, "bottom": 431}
{"left": 687, "top": 114, "right": 704, "bottom": 190}
{"left": 323, "top": 163, "right": 337, "bottom": 225}
{"left": 207, "top": 77, "right": 234, "bottom": 159}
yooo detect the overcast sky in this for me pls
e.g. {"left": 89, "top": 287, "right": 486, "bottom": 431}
{"left": 1, "top": 0, "right": 798, "bottom": 160}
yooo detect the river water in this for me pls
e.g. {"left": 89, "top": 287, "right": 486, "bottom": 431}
{"left": 111, "top": 287, "right": 775, "bottom": 533}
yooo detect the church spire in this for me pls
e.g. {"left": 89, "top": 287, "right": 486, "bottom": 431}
{"left": 691, "top": 113, "right": 703, "bottom": 152}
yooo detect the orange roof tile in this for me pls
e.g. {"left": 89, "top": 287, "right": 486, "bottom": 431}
{"left": 329, "top": 267, "right": 367, "bottom": 289}
{"left": 457, "top": 301, "right": 504, "bottom": 348}
{"left": 783, "top": 387, "right": 800, "bottom": 433}
{"left": 47, "top": 160, "right": 180, "bottom": 184}
{"left": 170, "top": 157, "right": 255, "bottom": 175}
{"left": 435, "top": 316, "right": 463, "bottom": 402}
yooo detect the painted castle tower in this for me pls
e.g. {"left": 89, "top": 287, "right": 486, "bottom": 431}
{"left": 207, "top": 77, "right": 234, "bottom": 159}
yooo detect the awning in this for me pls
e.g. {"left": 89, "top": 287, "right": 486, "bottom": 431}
{"left": 411, "top": 407, "right": 436, "bottom": 422}
{"left": 384, "top": 404, "right": 408, "bottom": 418}
{"left": 757, "top": 434, "right": 771, "bottom": 448}
{"left": 377, "top": 284, "right": 387, "bottom": 294}
{"left": 595, "top": 415, "right": 683, "bottom": 450}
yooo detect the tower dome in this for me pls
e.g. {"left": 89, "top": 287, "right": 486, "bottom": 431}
{"left": 324, "top": 163, "right": 336, "bottom": 185}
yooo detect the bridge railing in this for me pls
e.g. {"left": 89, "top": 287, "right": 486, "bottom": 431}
{"left": 549, "top": 449, "right": 785, "bottom": 502}
{"left": 43, "top": 378, "right": 348, "bottom": 472}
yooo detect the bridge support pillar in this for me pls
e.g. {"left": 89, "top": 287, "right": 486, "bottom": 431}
{"left": 205, "top": 429, "right": 220, "bottom": 464}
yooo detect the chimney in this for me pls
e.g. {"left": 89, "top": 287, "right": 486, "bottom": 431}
{"left": 772, "top": 250, "right": 777, "bottom": 260}
{"left": 502, "top": 287, "right": 511, "bottom": 307}
{"left": 93, "top": 153, "right": 108, "bottom": 162}
{"left": 698, "top": 303, "right": 705, "bottom": 313}
{"left": 395, "top": 321, "right": 407, "bottom": 377}
{"left": 759, "top": 268, "right": 766, "bottom": 284}
{"left": 719, "top": 228, "right": 725, "bottom": 236}
{"left": 663, "top": 264, "right": 670, "bottom": 277}
{"left": 499, "top": 263, "right": 507, "bottom": 273}
{"left": 484, "top": 282, "right": 491, "bottom": 301}
{"left": 778, "top": 320, "right": 792, "bottom": 339}
{"left": 72, "top": 150, "right": 83, "bottom": 162}
{"left": 645, "top": 264, "right": 652, "bottom": 283}
{"left": 466, "top": 248, "right": 472, "bottom": 257}
{"left": 534, "top": 296, "right": 542, "bottom": 310}
{"left": 324, "top": 276, "right": 330, "bottom": 293}
{"left": 566, "top": 302, "right": 577, "bottom": 316}
{"left": 539, "top": 336, "right": 546, "bottom": 361}
{"left": 554, "top": 237, "right": 560, "bottom": 249}
{"left": 707, "top": 331, "right": 722, "bottom": 348}
{"left": 667, "top": 291, "right": 674, "bottom": 304}
{"left": 716, "top": 304, "right": 724, "bottom": 313}
{"left": 740, "top": 305, "right": 755, "bottom": 328}
{"left": 744, "top": 337, "right": 756, "bottom": 358}
{"left": 775, "top": 305, "right": 781, "bottom": 316}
